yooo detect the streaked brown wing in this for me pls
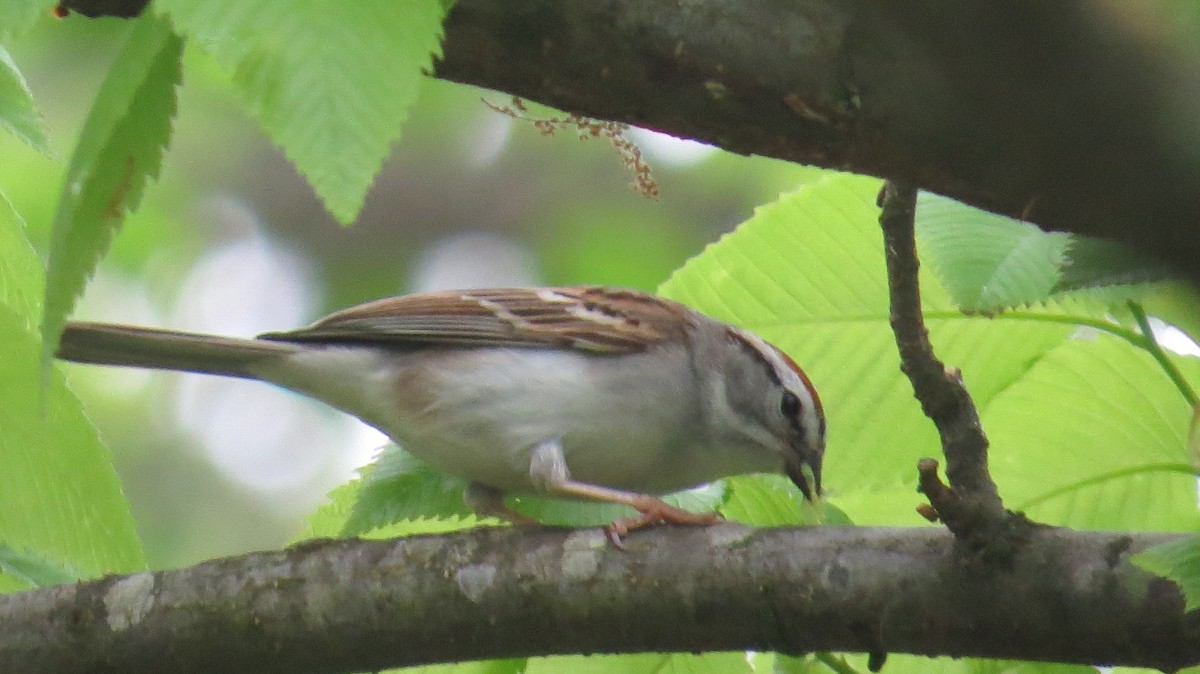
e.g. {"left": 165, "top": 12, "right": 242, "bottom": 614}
{"left": 257, "top": 286, "right": 694, "bottom": 354}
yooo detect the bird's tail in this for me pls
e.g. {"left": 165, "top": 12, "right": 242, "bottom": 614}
{"left": 56, "top": 322, "right": 300, "bottom": 380}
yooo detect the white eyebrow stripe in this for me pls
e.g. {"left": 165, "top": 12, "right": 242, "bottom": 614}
{"left": 731, "top": 327, "right": 823, "bottom": 446}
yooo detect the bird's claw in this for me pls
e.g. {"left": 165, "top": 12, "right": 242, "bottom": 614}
{"left": 603, "top": 498, "right": 722, "bottom": 547}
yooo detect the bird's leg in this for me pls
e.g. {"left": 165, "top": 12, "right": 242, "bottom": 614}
{"left": 464, "top": 482, "right": 538, "bottom": 525}
{"left": 528, "top": 439, "right": 720, "bottom": 545}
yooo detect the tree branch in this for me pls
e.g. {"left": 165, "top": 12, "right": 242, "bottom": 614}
{"left": 1, "top": 525, "right": 1195, "bottom": 674}
{"left": 57, "top": 0, "right": 1200, "bottom": 284}
{"left": 878, "top": 181, "right": 1009, "bottom": 542}
{"left": 433, "top": 0, "right": 1200, "bottom": 286}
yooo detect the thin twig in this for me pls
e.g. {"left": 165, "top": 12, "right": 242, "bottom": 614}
{"left": 815, "top": 651, "right": 864, "bottom": 674}
{"left": 878, "top": 181, "right": 1007, "bottom": 538}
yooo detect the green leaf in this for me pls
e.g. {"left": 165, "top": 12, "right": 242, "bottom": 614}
{"left": 380, "top": 659, "right": 527, "bottom": 674}
{"left": 970, "top": 660, "right": 1096, "bottom": 674}
{"left": 303, "top": 474, "right": 479, "bottom": 541}
{"left": 916, "top": 193, "right": 1177, "bottom": 313}
{"left": 659, "top": 173, "right": 1200, "bottom": 530}
{"left": 1116, "top": 667, "right": 1200, "bottom": 674}
{"left": 341, "top": 443, "right": 473, "bottom": 536}
{"left": 720, "top": 475, "right": 834, "bottom": 527}
{"left": 1133, "top": 535, "right": 1200, "bottom": 611}
{"left": 774, "top": 653, "right": 861, "bottom": 674}
{"left": 41, "top": 14, "right": 181, "bottom": 373}
{"left": 330, "top": 442, "right": 727, "bottom": 535}
{"left": 0, "top": 303, "right": 145, "bottom": 590}
{"left": 0, "top": 186, "right": 142, "bottom": 589}
{"left": 156, "top": 0, "right": 447, "bottom": 223}
{"left": 527, "top": 652, "right": 752, "bottom": 674}
{"left": 915, "top": 192, "right": 1071, "bottom": 312}
{"left": 0, "top": 543, "right": 81, "bottom": 588}
{"left": 0, "top": 0, "right": 53, "bottom": 40}
{"left": 0, "top": 190, "right": 43, "bottom": 325}
{"left": 988, "top": 334, "right": 1200, "bottom": 530}
{"left": 0, "top": 45, "right": 52, "bottom": 155}
{"left": 1053, "top": 236, "right": 1176, "bottom": 293}
{"left": 833, "top": 654, "right": 1088, "bottom": 674}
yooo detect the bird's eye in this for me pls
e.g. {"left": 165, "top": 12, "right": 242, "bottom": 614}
{"left": 780, "top": 390, "right": 801, "bottom": 419}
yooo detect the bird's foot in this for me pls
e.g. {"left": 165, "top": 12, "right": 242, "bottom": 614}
{"left": 604, "top": 496, "right": 722, "bottom": 548}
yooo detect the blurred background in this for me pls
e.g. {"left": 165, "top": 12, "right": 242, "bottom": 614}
{"left": 4, "top": 16, "right": 821, "bottom": 569}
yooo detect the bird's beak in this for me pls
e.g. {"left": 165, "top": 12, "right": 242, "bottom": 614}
{"left": 787, "top": 455, "right": 823, "bottom": 503}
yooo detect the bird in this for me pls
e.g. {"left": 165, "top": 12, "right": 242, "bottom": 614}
{"left": 56, "top": 286, "right": 825, "bottom": 542}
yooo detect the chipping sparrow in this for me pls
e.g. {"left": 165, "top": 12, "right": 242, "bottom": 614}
{"left": 57, "top": 286, "right": 825, "bottom": 541}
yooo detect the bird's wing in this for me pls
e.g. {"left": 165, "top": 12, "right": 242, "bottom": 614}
{"left": 257, "top": 286, "right": 695, "bottom": 354}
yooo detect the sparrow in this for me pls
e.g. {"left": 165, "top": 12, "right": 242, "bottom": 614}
{"left": 56, "top": 286, "right": 825, "bottom": 542}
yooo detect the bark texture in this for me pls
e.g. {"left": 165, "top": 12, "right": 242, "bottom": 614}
{"left": 0, "top": 525, "right": 1196, "bottom": 674}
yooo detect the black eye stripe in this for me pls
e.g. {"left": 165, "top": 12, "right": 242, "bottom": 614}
{"left": 780, "top": 390, "right": 801, "bottom": 420}
{"left": 725, "top": 327, "right": 821, "bottom": 441}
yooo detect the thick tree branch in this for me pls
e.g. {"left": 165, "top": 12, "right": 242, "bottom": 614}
{"left": 59, "top": 1, "right": 1200, "bottom": 284}
{"left": 1, "top": 525, "right": 1196, "bottom": 674}
{"left": 433, "top": 0, "right": 1200, "bottom": 286}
